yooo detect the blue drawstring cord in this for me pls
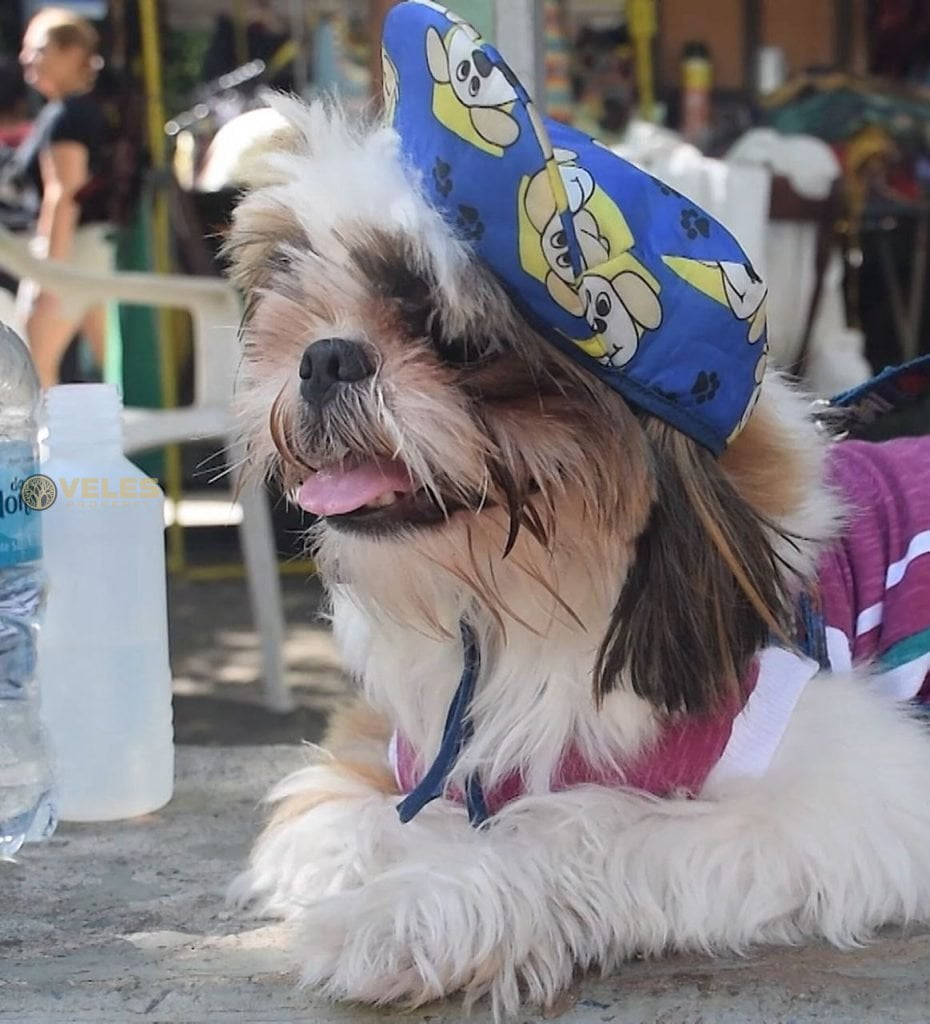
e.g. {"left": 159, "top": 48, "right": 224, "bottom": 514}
{"left": 796, "top": 589, "right": 830, "bottom": 670}
{"left": 397, "top": 595, "right": 832, "bottom": 828}
{"left": 396, "top": 621, "right": 489, "bottom": 826}
{"left": 396, "top": 595, "right": 832, "bottom": 829}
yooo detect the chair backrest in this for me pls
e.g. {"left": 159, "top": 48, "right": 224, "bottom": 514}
{"left": 0, "top": 224, "right": 243, "bottom": 410}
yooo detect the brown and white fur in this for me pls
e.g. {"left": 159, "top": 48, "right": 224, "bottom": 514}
{"left": 226, "top": 95, "right": 930, "bottom": 1016}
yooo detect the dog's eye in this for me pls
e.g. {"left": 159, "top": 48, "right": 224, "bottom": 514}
{"left": 556, "top": 253, "right": 571, "bottom": 269}
{"left": 383, "top": 269, "right": 434, "bottom": 338}
{"left": 595, "top": 293, "right": 612, "bottom": 318}
{"left": 436, "top": 336, "right": 488, "bottom": 366}
{"left": 469, "top": 77, "right": 481, "bottom": 98}
{"left": 553, "top": 230, "right": 567, "bottom": 249}
{"left": 428, "top": 319, "right": 493, "bottom": 367}
{"left": 456, "top": 60, "right": 471, "bottom": 82}
{"left": 267, "top": 245, "right": 296, "bottom": 273}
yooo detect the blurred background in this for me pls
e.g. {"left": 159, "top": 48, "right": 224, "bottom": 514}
{"left": 2, "top": 0, "right": 930, "bottom": 741}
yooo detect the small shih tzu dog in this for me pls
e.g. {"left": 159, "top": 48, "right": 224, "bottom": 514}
{"left": 227, "top": 2, "right": 930, "bottom": 1016}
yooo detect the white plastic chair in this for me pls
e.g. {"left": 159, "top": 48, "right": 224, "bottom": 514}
{"left": 0, "top": 224, "right": 292, "bottom": 713}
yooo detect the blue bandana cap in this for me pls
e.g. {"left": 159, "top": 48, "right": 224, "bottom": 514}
{"left": 382, "top": 1, "right": 768, "bottom": 454}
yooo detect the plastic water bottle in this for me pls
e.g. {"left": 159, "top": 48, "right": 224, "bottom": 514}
{"left": 0, "top": 323, "right": 56, "bottom": 860}
{"left": 38, "top": 383, "right": 174, "bottom": 821}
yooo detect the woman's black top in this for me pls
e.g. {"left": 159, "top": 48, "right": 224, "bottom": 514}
{"left": 12, "top": 93, "right": 108, "bottom": 226}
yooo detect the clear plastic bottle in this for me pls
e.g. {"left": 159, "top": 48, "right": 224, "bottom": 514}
{"left": 0, "top": 322, "right": 56, "bottom": 860}
{"left": 38, "top": 383, "right": 174, "bottom": 821}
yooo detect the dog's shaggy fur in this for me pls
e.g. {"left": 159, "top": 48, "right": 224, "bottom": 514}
{"left": 226, "top": 96, "right": 930, "bottom": 1016}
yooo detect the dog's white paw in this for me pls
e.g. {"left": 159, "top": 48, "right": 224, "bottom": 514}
{"left": 294, "top": 885, "right": 449, "bottom": 1007}
{"left": 290, "top": 863, "right": 571, "bottom": 1016}
{"left": 229, "top": 763, "right": 401, "bottom": 916}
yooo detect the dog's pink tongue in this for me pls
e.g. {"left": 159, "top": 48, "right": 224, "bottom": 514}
{"left": 297, "top": 460, "right": 413, "bottom": 516}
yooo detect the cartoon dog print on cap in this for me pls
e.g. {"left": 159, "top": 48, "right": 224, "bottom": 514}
{"left": 662, "top": 256, "right": 768, "bottom": 343}
{"left": 425, "top": 19, "right": 521, "bottom": 155}
{"left": 576, "top": 264, "right": 663, "bottom": 368}
{"left": 517, "top": 149, "right": 663, "bottom": 366}
{"left": 519, "top": 149, "right": 634, "bottom": 312}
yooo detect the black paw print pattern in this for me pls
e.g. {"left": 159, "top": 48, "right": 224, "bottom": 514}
{"left": 433, "top": 158, "right": 453, "bottom": 197}
{"left": 456, "top": 205, "right": 485, "bottom": 242}
{"left": 691, "top": 370, "right": 720, "bottom": 404}
{"left": 651, "top": 176, "right": 683, "bottom": 199}
{"left": 680, "top": 208, "right": 710, "bottom": 240}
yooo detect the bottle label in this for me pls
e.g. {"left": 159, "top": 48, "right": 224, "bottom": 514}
{"left": 0, "top": 441, "right": 42, "bottom": 568}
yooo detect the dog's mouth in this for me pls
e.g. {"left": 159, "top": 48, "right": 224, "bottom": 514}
{"left": 296, "top": 458, "right": 458, "bottom": 534}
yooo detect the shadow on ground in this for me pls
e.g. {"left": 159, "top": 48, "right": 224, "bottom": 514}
{"left": 168, "top": 567, "right": 349, "bottom": 747}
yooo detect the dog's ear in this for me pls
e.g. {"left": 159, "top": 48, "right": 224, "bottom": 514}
{"left": 219, "top": 109, "right": 308, "bottom": 301}
{"left": 594, "top": 420, "right": 797, "bottom": 716}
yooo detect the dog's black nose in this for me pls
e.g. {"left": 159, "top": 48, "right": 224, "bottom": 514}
{"left": 299, "top": 338, "right": 374, "bottom": 404}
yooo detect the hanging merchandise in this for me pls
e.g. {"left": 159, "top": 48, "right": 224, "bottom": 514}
{"left": 680, "top": 40, "right": 713, "bottom": 150}
{"left": 543, "top": 0, "right": 573, "bottom": 124}
{"left": 570, "top": 11, "right": 635, "bottom": 141}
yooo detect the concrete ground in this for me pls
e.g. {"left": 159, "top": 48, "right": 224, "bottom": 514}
{"left": 3, "top": 539, "right": 930, "bottom": 1023}
{"left": 168, "top": 571, "right": 345, "bottom": 748}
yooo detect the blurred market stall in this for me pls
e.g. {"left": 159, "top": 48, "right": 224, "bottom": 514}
{"left": 3, "top": 0, "right": 929, "bottom": 581}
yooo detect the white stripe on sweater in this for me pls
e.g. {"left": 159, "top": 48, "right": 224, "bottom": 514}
{"left": 826, "top": 626, "right": 852, "bottom": 672}
{"left": 855, "top": 528, "right": 930, "bottom": 637}
{"left": 702, "top": 646, "right": 819, "bottom": 788}
{"left": 871, "top": 651, "right": 930, "bottom": 702}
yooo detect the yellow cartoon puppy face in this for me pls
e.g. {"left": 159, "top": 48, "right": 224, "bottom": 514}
{"left": 535, "top": 208, "right": 610, "bottom": 288}
{"left": 573, "top": 208, "right": 611, "bottom": 270}
{"left": 579, "top": 271, "right": 663, "bottom": 368}
{"left": 521, "top": 149, "right": 615, "bottom": 314}
{"left": 538, "top": 214, "right": 573, "bottom": 284}
{"left": 425, "top": 23, "right": 520, "bottom": 152}
{"left": 551, "top": 149, "right": 612, "bottom": 270}
{"left": 522, "top": 167, "right": 581, "bottom": 313}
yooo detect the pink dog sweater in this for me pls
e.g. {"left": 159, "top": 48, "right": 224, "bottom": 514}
{"left": 392, "top": 438, "right": 930, "bottom": 814}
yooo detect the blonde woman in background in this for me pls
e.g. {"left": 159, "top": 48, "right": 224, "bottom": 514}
{"left": 14, "top": 7, "right": 112, "bottom": 387}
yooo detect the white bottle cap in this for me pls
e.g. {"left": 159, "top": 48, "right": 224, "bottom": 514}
{"left": 45, "top": 383, "right": 123, "bottom": 448}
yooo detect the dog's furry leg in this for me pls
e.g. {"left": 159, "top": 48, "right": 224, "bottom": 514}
{"left": 230, "top": 698, "right": 401, "bottom": 913}
{"left": 238, "top": 676, "right": 930, "bottom": 1016}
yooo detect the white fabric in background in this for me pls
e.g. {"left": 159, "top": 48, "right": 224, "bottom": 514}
{"left": 614, "top": 122, "right": 872, "bottom": 397}
{"left": 763, "top": 230, "right": 872, "bottom": 394}
{"left": 727, "top": 129, "right": 872, "bottom": 395}
{"left": 727, "top": 127, "right": 839, "bottom": 200}
{"left": 614, "top": 123, "right": 771, "bottom": 269}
